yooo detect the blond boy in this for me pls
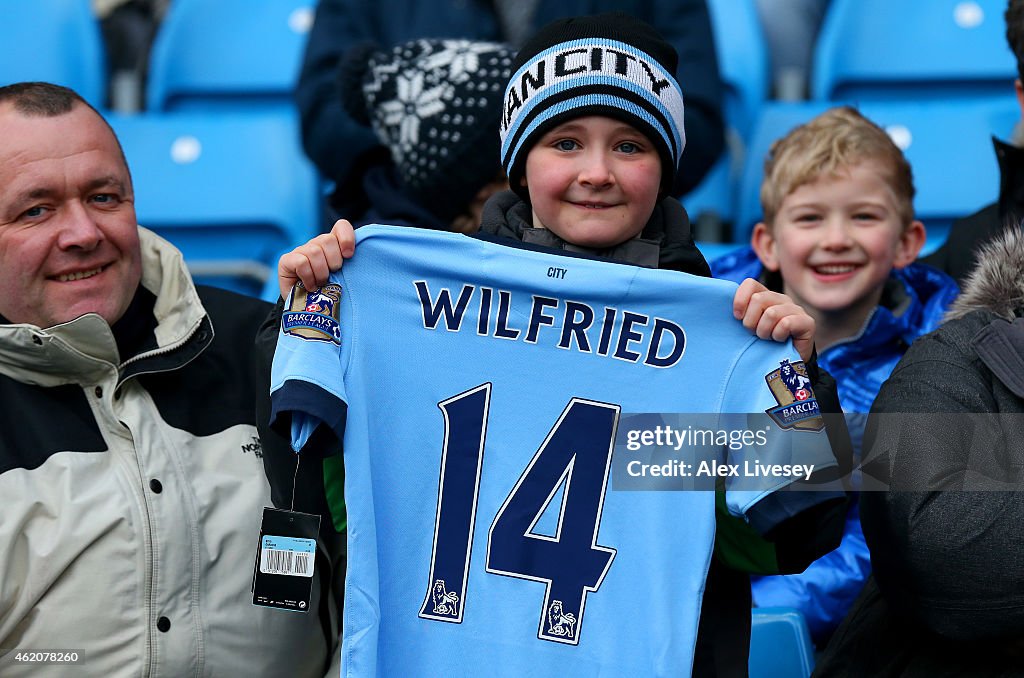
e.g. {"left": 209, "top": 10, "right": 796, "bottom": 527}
{"left": 714, "top": 105, "right": 960, "bottom": 644}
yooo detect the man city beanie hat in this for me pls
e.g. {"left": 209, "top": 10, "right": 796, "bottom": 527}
{"left": 500, "top": 12, "right": 686, "bottom": 202}
{"left": 341, "top": 39, "right": 515, "bottom": 222}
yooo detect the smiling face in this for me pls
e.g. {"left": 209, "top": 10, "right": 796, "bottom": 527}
{"left": 0, "top": 103, "right": 141, "bottom": 328}
{"left": 522, "top": 116, "right": 662, "bottom": 249}
{"left": 752, "top": 161, "right": 925, "bottom": 332}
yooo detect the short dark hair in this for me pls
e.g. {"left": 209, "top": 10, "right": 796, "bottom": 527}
{"left": 0, "top": 81, "right": 90, "bottom": 116}
{"left": 0, "top": 81, "right": 131, "bottom": 179}
{"left": 1007, "top": 0, "right": 1024, "bottom": 81}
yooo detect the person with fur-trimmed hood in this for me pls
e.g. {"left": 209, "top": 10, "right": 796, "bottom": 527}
{"left": 814, "top": 226, "right": 1024, "bottom": 677}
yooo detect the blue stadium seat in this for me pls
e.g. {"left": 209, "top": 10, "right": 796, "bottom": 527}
{"left": 707, "top": 0, "right": 771, "bottom": 137}
{"left": 749, "top": 607, "right": 815, "bottom": 678}
{"left": 734, "top": 98, "right": 1017, "bottom": 255}
{"left": 812, "top": 0, "right": 1017, "bottom": 102}
{"left": 0, "top": 0, "right": 106, "bottom": 107}
{"left": 109, "top": 110, "right": 321, "bottom": 296}
{"left": 146, "top": 0, "right": 316, "bottom": 111}
{"left": 696, "top": 240, "right": 746, "bottom": 263}
{"left": 683, "top": 0, "right": 770, "bottom": 231}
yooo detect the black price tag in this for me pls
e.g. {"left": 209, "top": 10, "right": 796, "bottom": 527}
{"left": 252, "top": 507, "right": 320, "bottom": 612}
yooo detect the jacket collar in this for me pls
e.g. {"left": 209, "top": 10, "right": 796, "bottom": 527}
{"left": 995, "top": 136, "right": 1024, "bottom": 225}
{"left": 946, "top": 226, "right": 1024, "bottom": 321}
{"left": 0, "top": 228, "right": 210, "bottom": 386}
{"left": 974, "top": 317, "right": 1024, "bottom": 399}
{"left": 945, "top": 225, "right": 1024, "bottom": 397}
{"left": 850, "top": 264, "right": 959, "bottom": 352}
{"left": 478, "top": 190, "right": 711, "bottom": 276}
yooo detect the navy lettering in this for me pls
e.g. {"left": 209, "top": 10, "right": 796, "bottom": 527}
{"left": 525, "top": 296, "right": 559, "bottom": 344}
{"left": 415, "top": 281, "right": 474, "bottom": 331}
{"left": 597, "top": 307, "right": 617, "bottom": 356}
{"left": 477, "top": 286, "right": 493, "bottom": 336}
{"left": 558, "top": 301, "right": 594, "bottom": 352}
{"left": 614, "top": 312, "right": 649, "bottom": 362}
{"left": 547, "top": 267, "right": 567, "bottom": 279}
{"left": 413, "top": 284, "right": 684, "bottom": 369}
{"left": 644, "top": 318, "right": 686, "bottom": 367}
{"left": 494, "top": 290, "right": 520, "bottom": 340}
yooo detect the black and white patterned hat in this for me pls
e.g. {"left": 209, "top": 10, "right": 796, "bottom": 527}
{"left": 342, "top": 39, "right": 515, "bottom": 221}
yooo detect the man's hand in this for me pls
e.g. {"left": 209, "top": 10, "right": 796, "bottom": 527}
{"left": 732, "top": 278, "right": 815, "bottom": 362}
{"left": 277, "top": 219, "right": 356, "bottom": 300}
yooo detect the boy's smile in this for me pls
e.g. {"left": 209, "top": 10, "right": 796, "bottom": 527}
{"left": 523, "top": 116, "right": 661, "bottom": 249}
{"left": 752, "top": 161, "right": 925, "bottom": 340}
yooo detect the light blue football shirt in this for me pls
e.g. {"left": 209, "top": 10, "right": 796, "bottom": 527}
{"left": 270, "top": 225, "right": 837, "bottom": 677}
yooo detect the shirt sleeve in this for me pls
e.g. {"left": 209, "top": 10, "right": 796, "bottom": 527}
{"left": 269, "top": 271, "right": 351, "bottom": 455}
{"left": 718, "top": 337, "right": 844, "bottom": 530}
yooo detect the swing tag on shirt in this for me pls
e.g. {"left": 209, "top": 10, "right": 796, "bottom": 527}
{"left": 252, "top": 507, "right": 320, "bottom": 612}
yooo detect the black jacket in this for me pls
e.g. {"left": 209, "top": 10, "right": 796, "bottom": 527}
{"left": 815, "top": 228, "right": 1024, "bottom": 677}
{"left": 0, "top": 229, "right": 339, "bottom": 675}
{"left": 923, "top": 137, "right": 1024, "bottom": 286}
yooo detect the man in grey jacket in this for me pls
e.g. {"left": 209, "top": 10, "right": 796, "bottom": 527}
{"left": 0, "top": 82, "right": 340, "bottom": 677}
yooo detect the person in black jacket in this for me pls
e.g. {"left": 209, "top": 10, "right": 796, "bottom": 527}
{"left": 815, "top": 226, "right": 1024, "bottom": 677}
{"left": 335, "top": 38, "right": 516, "bottom": 232}
{"left": 922, "top": 0, "right": 1024, "bottom": 285}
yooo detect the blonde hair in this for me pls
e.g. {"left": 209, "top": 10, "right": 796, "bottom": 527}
{"left": 760, "top": 106, "right": 915, "bottom": 227}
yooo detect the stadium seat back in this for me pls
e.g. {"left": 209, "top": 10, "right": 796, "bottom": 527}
{"left": 707, "top": 0, "right": 770, "bottom": 137}
{"left": 749, "top": 607, "right": 815, "bottom": 678}
{"left": 0, "top": 0, "right": 106, "bottom": 107}
{"left": 110, "top": 110, "right": 320, "bottom": 296}
{"left": 812, "top": 0, "right": 1017, "bottom": 101}
{"left": 683, "top": 0, "right": 769, "bottom": 229}
{"left": 147, "top": 0, "right": 316, "bottom": 111}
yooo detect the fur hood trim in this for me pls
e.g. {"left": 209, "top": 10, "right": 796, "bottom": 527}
{"left": 946, "top": 226, "right": 1024, "bottom": 321}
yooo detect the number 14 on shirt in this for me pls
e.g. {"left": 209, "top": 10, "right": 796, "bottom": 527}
{"left": 418, "top": 383, "right": 618, "bottom": 645}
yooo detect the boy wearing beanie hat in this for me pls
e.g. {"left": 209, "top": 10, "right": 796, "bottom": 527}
{"left": 280, "top": 13, "right": 823, "bottom": 355}
{"left": 274, "top": 13, "right": 849, "bottom": 678}
{"left": 481, "top": 12, "right": 703, "bottom": 273}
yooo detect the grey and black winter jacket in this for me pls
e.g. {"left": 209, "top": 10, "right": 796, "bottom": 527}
{"left": 0, "top": 229, "right": 339, "bottom": 677}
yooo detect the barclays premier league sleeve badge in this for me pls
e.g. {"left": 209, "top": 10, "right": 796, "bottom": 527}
{"left": 763, "top": 359, "right": 824, "bottom": 432}
{"left": 282, "top": 282, "right": 343, "bottom": 344}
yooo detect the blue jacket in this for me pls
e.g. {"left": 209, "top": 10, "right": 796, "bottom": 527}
{"left": 296, "top": 0, "right": 724, "bottom": 215}
{"left": 711, "top": 246, "right": 959, "bottom": 643}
